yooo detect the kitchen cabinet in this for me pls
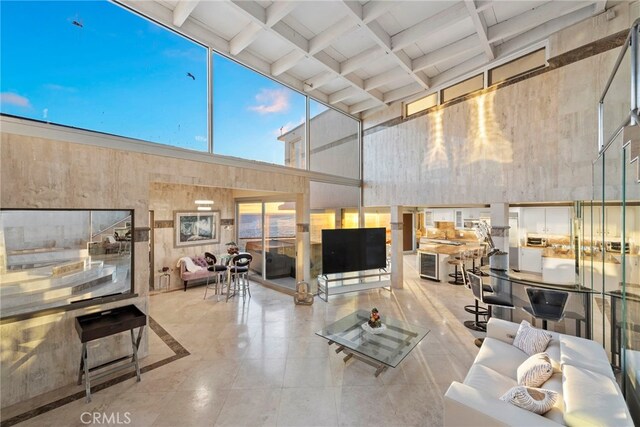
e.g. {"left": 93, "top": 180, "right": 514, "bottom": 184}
{"left": 522, "top": 207, "right": 571, "bottom": 235}
{"left": 545, "top": 208, "right": 571, "bottom": 235}
{"left": 582, "top": 205, "right": 602, "bottom": 235}
{"left": 433, "top": 209, "right": 454, "bottom": 222}
{"left": 604, "top": 206, "right": 621, "bottom": 237}
{"left": 520, "top": 247, "right": 543, "bottom": 273}
{"left": 455, "top": 210, "right": 463, "bottom": 229}
{"left": 542, "top": 257, "right": 576, "bottom": 284}
{"left": 424, "top": 210, "right": 434, "bottom": 227}
{"left": 523, "top": 208, "right": 546, "bottom": 234}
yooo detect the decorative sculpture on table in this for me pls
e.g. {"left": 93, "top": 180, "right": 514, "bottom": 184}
{"left": 362, "top": 307, "right": 386, "bottom": 334}
{"left": 368, "top": 308, "right": 382, "bottom": 328}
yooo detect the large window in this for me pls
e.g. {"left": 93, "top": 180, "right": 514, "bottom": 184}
{"left": 1, "top": 1, "right": 361, "bottom": 173}
{"left": 214, "top": 54, "right": 306, "bottom": 166}
{"left": 0, "top": 1, "right": 208, "bottom": 151}
{"left": 0, "top": 209, "right": 134, "bottom": 319}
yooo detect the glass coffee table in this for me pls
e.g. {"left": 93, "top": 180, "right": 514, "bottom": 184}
{"left": 316, "top": 310, "right": 429, "bottom": 377}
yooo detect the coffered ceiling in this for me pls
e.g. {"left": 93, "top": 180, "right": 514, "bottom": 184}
{"left": 118, "top": 0, "right": 607, "bottom": 116}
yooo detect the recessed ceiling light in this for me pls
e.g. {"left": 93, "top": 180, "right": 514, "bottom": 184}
{"left": 197, "top": 206, "right": 212, "bottom": 211}
{"left": 195, "top": 200, "right": 214, "bottom": 205}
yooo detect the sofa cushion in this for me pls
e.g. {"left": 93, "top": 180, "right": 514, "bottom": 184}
{"left": 464, "top": 363, "right": 517, "bottom": 399}
{"left": 513, "top": 320, "right": 553, "bottom": 356}
{"left": 500, "top": 386, "right": 558, "bottom": 415}
{"left": 517, "top": 353, "right": 553, "bottom": 387}
{"left": 193, "top": 256, "right": 208, "bottom": 268}
{"left": 540, "top": 373, "right": 565, "bottom": 425}
{"left": 559, "top": 335, "right": 614, "bottom": 379}
{"left": 563, "top": 365, "right": 633, "bottom": 427}
{"left": 545, "top": 338, "right": 562, "bottom": 373}
{"left": 474, "top": 338, "right": 529, "bottom": 380}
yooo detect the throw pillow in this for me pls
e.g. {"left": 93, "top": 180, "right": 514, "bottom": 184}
{"left": 517, "top": 352, "right": 553, "bottom": 387}
{"left": 192, "top": 256, "right": 208, "bottom": 268}
{"left": 513, "top": 320, "right": 552, "bottom": 356}
{"left": 500, "top": 386, "right": 558, "bottom": 415}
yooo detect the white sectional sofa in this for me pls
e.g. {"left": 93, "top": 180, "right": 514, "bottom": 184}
{"left": 444, "top": 318, "right": 633, "bottom": 426}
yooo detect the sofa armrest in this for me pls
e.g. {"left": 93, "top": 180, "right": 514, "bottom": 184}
{"left": 486, "top": 317, "right": 520, "bottom": 345}
{"left": 444, "top": 382, "right": 562, "bottom": 427}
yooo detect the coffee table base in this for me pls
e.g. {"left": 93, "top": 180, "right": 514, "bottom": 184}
{"left": 328, "top": 340, "right": 389, "bottom": 377}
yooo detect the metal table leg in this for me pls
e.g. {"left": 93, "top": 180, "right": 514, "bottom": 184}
{"left": 82, "top": 344, "right": 91, "bottom": 402}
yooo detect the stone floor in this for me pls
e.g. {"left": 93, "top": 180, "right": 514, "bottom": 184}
{"left": 10, "top": 256, "right": 484, "bottom": 426}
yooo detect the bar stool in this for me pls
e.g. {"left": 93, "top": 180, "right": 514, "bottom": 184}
{"left": 462, "top": 264, "right": 493, "bottom": 332}
{"left": 448, "top": 252, "right": 466, "bottom": 285}
{"left": 203, "top": 252, "right": 228, "bottom": 300}
{"left": 522, "top": 288, "right": 568, "bottom": 330}
{"left": 468, "top": 271, "right": 514, "bottom": 346}
{"left": 227, "top": 253, "right": 252, "bottom": 302}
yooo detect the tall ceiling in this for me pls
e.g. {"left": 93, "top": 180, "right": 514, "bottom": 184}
{"left": 119, "top": 0, "right": 607, "bottom": 117}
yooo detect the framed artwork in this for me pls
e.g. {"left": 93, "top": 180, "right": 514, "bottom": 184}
{"left": 174, "top": 210, "right": 220, "bottom": 247}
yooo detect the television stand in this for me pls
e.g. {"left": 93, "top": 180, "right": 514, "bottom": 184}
{"left": 317, "top": 269, "right": 391, "bottom": 302}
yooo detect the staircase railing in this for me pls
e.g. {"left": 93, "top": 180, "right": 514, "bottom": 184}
{"left": 599, "top": 18, "right": 640, "bottom": 153}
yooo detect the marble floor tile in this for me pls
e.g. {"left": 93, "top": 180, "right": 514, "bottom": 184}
{"left": 150, "top": 389, "right": 227, "bottom": 427}
{"left": 276, "top": 387, "right": 338, "bottom": 427}
{"left": 283, "top": 357, "right": 333, "bottom": 388}
{"left": 214, "top": 388, "right": 281, "bottom": 426}
{"left": 232, "top": 358, "right": 286, "bottom": 389}
{"left": 8, "top": 255, "right": 482, "bottom": 427}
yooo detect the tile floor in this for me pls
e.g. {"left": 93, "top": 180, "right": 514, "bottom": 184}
{"left": 10, "top": 256, "right": 484, "bottom": 426}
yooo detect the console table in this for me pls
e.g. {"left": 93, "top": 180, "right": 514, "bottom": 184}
{"left": 317, "top": 269, "right": 391, "bottom": 302}
{"left": 75, "top": 304, "right": 146, "bottom": 402}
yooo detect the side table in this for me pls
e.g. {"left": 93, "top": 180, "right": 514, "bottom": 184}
{"left": 75, "top": 305, "right": 147, "bottom": 402}
{"left": 157, "top": 272, "right": 171, "bottom": 291}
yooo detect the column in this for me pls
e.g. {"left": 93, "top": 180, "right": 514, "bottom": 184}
{"left": 296, "top": 190, "right": 311, "bottom": 285}
{"left": 490, "top": 203, "right": 510, "bottom": 254}
{"left": 390, "top": 205, "right": 404, "bottom": 289}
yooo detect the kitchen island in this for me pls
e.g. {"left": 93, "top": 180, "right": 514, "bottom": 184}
{"left": 417, "top": 239, "right": 483, "bottom": 282}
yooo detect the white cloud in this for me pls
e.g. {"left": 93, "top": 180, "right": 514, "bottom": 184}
{"left": 194, "top": 135, "right": 207, "bottom": 142}
{"left": 43, "top": 83, "right": 77, "bottom": 93}
{"left": 43, "top": 108, "right": 48, "bottom": 119}
{"left": 0, "top": 92, "right": 31, "bottom": 108}
{"left": 249, "top": 88, "right": 290, "bottom": 114}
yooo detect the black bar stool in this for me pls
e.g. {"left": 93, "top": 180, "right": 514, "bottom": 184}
{"left": 522, "top": 288, "right": 568, "bottom": 330}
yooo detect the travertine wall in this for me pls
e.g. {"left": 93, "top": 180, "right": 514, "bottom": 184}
{"left": 149, "top": 183, "right": 235, "bottom": 291}
{"left": 361, "top": 3, "right": 639, "bottom": 207}
{"left": 362, "top": 48, "right": 625, "bottom": 206}
{"left": 0, "top": 131, "right": 307, "bottom": 407}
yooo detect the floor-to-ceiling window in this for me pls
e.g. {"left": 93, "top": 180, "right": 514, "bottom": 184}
{"left": 237, "top": 199, "right": 297, "bottom": 291}
{"left": 1, "top": 1, "right": 208, "bottom": 151}
{"left": 212, "top": 53, "right": 306, "bottom": 167}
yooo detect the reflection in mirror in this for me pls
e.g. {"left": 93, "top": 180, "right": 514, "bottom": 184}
{"left": 0, "top": 209, "right": 133, "bottom": 318}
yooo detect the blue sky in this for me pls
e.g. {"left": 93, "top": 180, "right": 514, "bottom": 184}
{"left": 0, "top": 0, "right": 316, "bottom": 164}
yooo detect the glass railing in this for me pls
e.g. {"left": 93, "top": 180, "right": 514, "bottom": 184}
{"left": 594, "top": 18, "right": 640, "bottom": 423}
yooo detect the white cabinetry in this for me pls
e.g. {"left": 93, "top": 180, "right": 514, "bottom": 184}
{"left": 455, "top": 210, "right": 463, "bottom": 228}
{"left": 604, "top": 206, "right": 621, "bottom": 238}
{"left": 545, "top": 208, "right": 571, "bottom": 235}
{"left": 520, "top": 248, "right": 543, "bottom": 273}
{"left": 433, "top": 209, "right": 454, "bottom": 222}
{"left": 582, "top": 206, "right": 602, "bottom": 235}
{"left": 524, "top": 208, "right": 546, "bottom": 234}
{"left": 425, "top": 210, "right": 434, "bottom": 227}
{"left": 523, "top": 207, "right": 571, "bottom": 235}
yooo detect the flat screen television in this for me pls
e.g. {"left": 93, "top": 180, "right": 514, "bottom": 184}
{"left": 321, "top": 227, "right": 387, "bottom": 275}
